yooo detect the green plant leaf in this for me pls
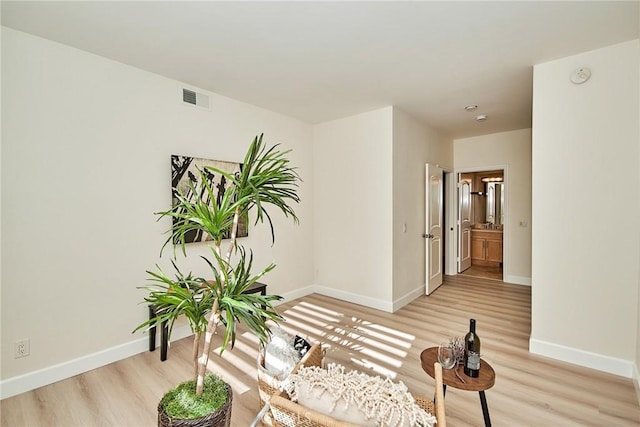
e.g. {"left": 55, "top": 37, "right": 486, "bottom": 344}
{"left": 135, "top": 134, "right": 299, "bottom": 390}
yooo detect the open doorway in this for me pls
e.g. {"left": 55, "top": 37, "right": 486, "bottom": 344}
{"left": 457, "top": 169, "right": 505, "bottom": 281}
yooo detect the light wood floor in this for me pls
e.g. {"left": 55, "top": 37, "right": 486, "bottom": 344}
{"left": 459, "top": 264, "right": 503, "bottom": 281}
{"left": 2, "top": 275, "right": 639, "bottom": 426}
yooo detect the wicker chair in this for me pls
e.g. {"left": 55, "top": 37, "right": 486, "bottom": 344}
{"left": 268, "top": 358, "right": 447, "bottom": 427}
{"left": 255, "top": 342, "right": 325, "bottom": 426}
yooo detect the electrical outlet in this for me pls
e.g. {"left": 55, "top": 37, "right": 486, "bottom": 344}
{"left": 15, "top": 339, "right": 30, "bottom": 358}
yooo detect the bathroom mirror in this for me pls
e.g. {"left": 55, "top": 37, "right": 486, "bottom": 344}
{"left": 485, "top": 182, "right": 504, "bottom": 225}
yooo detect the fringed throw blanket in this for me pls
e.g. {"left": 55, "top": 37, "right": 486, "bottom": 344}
{"left": 285, "top": 363, "right": 437, "bottom": 427}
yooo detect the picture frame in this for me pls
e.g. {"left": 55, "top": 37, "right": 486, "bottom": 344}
{"left": 171, "top": 155, "right": 248, "bottom": 243}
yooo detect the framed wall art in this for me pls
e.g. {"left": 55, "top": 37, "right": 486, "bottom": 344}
{"left": 171, "top": 155, "right": 248, "bottom": 243}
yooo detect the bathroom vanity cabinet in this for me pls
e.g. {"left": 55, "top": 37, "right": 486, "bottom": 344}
{"left": 471, "top": 229, "right": 503, "bottom": 267}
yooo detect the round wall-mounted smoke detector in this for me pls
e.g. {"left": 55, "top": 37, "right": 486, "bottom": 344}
{"left": 476, "top": 114, "right": 488, "bottom": 122}
{"left": 570, "top": 67, "right": 591, "bottom": 84}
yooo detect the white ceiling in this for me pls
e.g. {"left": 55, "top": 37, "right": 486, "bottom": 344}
{"left": 2, "top": 1, "right": 639, "bottom": 139}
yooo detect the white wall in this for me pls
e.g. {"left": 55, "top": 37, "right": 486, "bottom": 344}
{"left": 0, "top": 23, "right": 3, "bottom": 375}
{"left": 312, "top": 107, "right": 452, "bottom": 312}
{"left": 1, "top": 28, "right": 315, "bottom": 396}
{"left": 312, "top": 107, "right": 394, "bottom": 310}
{"left": 454, "top": 129, "right": 532, "bottom": 284}
{"left": 531, "top": 40, "right": 639, "bottom": 377}
{"left": 391, "top": 108, "right": 452, "bottom": 308}
{"left": 636, "top": 8, "right": 640, "bottom": 403}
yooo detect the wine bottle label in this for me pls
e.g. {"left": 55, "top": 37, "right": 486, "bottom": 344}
{"left": 466, "top": 351, "right": 480, "bottom": 370}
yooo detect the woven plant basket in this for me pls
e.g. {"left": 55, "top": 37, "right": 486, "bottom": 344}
{"left": 157, "top": 381, "right": 233, "bottom": 427}
{"left": 257, "top": 342, "right": 323, "bottom": 426}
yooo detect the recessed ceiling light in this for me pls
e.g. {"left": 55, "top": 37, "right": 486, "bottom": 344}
{"left": 476, "top": 114, "right": 488, "bottom": 122}
{"left": 464, "top": 105, "right": 478, "bottom": 112}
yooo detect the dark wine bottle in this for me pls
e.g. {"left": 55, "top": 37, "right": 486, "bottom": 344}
{"left": 463, "top": 318, "right": 481, "bottom": 377}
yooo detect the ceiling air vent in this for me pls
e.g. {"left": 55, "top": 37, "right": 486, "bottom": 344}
{"left": 182, "top": 88, "right": 210, "bottom": 110}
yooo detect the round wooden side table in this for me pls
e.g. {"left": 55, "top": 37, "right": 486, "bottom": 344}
{"left": 420, "top": 347, "right": 495, "bottom": 427}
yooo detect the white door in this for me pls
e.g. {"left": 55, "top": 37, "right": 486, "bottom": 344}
{"left": 458, "top": 176, "right": 472, "bottom": 272}
{"left": 425, "top": 164, "right": 443, "bottom": 295}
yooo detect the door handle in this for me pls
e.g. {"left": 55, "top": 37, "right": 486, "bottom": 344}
{"left": 423, "top": 233, "right": 434, "bottom": 239}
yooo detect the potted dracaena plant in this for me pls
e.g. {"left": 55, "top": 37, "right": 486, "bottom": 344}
{"left": 134, "top": 134, "right": 300, "bottom": 427}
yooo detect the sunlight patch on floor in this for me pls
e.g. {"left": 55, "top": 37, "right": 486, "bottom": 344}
{"left": 285, "top": 304, "right": 341, "bottom": 323}
{"left": 350, "top": 356, "right": 399, "bottom": 379}
{"left": 344, "top": 332, "right": 408, "bottom": 358}
{"left": 348, "top": 344, "right": 404, "bottom": 368}
{"left": 297, "top": 301, "right": 344, "bottom": 317}
{"left": 278, "top": 301, "right": 416, "bottom": 371}
{"left": 228, "top": 338, "right": 260, "bottom": 360}
{"left": 362, "top": 322, "right": 415, "bottom": 341}
{"left": 207, "top": 348, "right": 255, "bottom": 394}
{"left": 241, "top": 331, "right": 260, "bottom": 345}
{"left": 281, "top": 308, "right": 335, "bottom": 330}
{"left": 278, "top": 315, "right": 332, "bottom": 338}
{"left": 354, "top": 324, "right": 413, "bottom": 349}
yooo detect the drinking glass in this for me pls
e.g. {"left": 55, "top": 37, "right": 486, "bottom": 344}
{"left": 437, "top": 343, "right": 456, "bottom": 369}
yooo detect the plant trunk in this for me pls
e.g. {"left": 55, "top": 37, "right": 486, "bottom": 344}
{"left": 195, "top": 298, "right": 220, "bottom": 395}
{"left": 192, "top": 332, "right": 201, "bottom": 381}
{"left": 195, "top": 207, "right": 240, "bottom": 395}
{"left": 224, "top": 207, "right": 241, "bottom": 262}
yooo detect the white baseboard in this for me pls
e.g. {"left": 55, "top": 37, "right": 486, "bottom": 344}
{"left": 529, "top": 338, "right": 633, "bottom": 378}
{"left": 312, "top": 285, "right": 393, "bottom": 313}
{"left": 279, "top": 283, "right": 422, "bottom": 314}
{"left": 0, "top": 286, "right": 352, "bottom": 400}
{"left": 278, "top": 285, "right": 315, "bottom": 304}
{"left": 392, "top": 285, "right": 425, "bottom": 312}
{"left": 504, "top": 274, "right": 531, "bottom": 286}
{"left": 0, "top": 324, "right": 193, "bottom": 400}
